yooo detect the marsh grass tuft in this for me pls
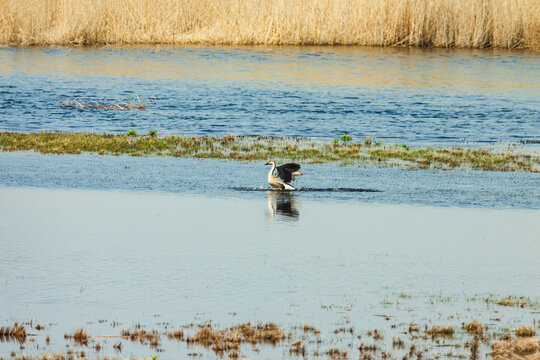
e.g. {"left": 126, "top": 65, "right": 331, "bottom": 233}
{"left": 465, "top": 321, "right": 484, "bottom": 336}
{"left": 121, "top": 328, "right": 160, "bottom": 347}
{"left": 516, "top": 326, "right": 536, "bottom": 337}
{"left": 495, "top": 296, "right": 530, "bottom": 308}
{"left": 63, "top": 328, "right": 89, "bottom": 346}
{"left": 185, "top": 322, "right": 285, "bottom": 358}
{"left": 328, "top": 348, "right": 348, "bottom": 360}
{"left": 426, "top": 325, "right": 454, "bottom": 337}
{"left": 289, "top": 339, "right": 305, "bottom": 356}
{"left": 0, "top": 323, "right": 27, "bottom": 343}
{"left": 340, "top": 134, "right": 352, "bottom": 143}
{"left": 167, "top": 329, "right": 184, "bottom": 341}
{"left": 1, "top": 132, "right": 539, "bottom": 173}
{"left": 492, "top": 337, "right": 539, "bottom": 357}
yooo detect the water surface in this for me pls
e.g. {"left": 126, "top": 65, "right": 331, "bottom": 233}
{"left": 1, "top": 46, "right": 539, "bottom": 145}
{"left": 1, "top": 153, "right": 539, "bottom": 208}
{"left": 0, "top": 186, "right": 538, "bottom": 358}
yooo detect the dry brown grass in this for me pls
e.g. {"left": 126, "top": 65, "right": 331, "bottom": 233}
{"left": 328, "top": 348, "right": 348, "bottom": 360}
{"left": 0, "top": 323, "right": 27, "bottom": 343}
{"left": 64, "top": 328, "right": 88, "bottom": 345}
{"left": 516, "top": 326, "right": 536, "bottom": 337}
{"left": 0, "top": 0, "right": 539, "bottom": 49}
{"left": 186, "top": 322, "right": 285, "bottom": 357}
{"left": 290, "top": 339, "right": 306, "bottom": 356}
{"left": 168, "top": 328, "right": 184, "bottom": 341}
{"left": 35, "top": 354, "right": 66, "bottom": 360}
{"left": 492, "top": 337, "right": 539, "bottom": 359}
{"left": 496, "top": 297, "right": 529, "bottom": 307}
{"left": 426, "top": 325, "right": 454, "bottom": 337}
{"left": 465, "top": 320, "right": 484, "bottom": 336}
{"left": 121, "top": 328, "right": 160, "bottom": 347}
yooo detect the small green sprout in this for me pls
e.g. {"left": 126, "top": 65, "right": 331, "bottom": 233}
{"left": 340, "top": 133, "right": 352, "bottom": 143}
{"left": 127, "top": 129, "right": 137, "bottom": 136}
{"left": 149, "top": 130, "right": 157, "bottom": 137}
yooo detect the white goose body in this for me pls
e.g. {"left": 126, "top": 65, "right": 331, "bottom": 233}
{"left": 265, "top": 160, "right": 302, "bottom": 190}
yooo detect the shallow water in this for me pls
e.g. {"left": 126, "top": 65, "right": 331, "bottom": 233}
{"left": 1, "top": 46, "right": 539, "bottom": 145}
{"left": 1, "top": 153, "right": 539, "bottom": 209}
{"left": 0, "top": 186, "right": 539, "bottom": 359}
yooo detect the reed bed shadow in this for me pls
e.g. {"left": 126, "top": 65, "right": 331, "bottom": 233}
{"left": 60, "top": 96, "right": 155, "bottom": 111}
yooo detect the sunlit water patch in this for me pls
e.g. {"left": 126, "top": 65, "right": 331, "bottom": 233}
{"left": 0, "top": 46, "right": 539, "bottom": 145}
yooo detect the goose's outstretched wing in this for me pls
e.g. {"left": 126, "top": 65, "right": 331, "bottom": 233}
{"left": 276, "top": 163, "right": 301, "bottom": 183}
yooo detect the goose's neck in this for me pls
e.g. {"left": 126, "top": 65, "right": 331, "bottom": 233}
{"left": 268, "top": 163, "right": 276, "bottom": 180}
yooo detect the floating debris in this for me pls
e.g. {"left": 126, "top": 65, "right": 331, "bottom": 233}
{"left": 60, "top": 96, "right": 155, "bottom": 111}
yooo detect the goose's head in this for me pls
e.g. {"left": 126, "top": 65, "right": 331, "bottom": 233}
{"left": 265, "top": 160, "right": 276, "bottom": 166}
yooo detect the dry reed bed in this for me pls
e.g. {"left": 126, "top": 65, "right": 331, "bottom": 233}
{"left": 0, "top": 0, "right": 539, "bottom": 49}
{"left": 1, "top": 132, "right": 539, "bottom": 172}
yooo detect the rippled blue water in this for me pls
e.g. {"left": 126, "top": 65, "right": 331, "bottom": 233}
{"left": 1, "top": 153, "right": 539, "bottom": 209}
{"left": 1, "top": 46, "right": 539, "bottom": 145}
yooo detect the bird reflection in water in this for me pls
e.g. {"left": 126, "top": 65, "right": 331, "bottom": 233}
{"left": 266, "top": 190, "right": 299, "bottom": 221}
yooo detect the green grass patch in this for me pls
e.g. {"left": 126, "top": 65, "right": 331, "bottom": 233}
{"left": 1, "top": 132, "right": 539, "bottom": 173}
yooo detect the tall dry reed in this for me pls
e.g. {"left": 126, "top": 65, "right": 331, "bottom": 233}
{"left": 0, "top": 0, "right": 539, "bottom": 49}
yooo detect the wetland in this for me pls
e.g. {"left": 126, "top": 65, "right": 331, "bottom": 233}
{"left": 0, "top": 45, "right": 539, "bottom": 359}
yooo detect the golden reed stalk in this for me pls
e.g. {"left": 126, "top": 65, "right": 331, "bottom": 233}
{"left": 1, "top": 0, "right": 539, "bottom": 49}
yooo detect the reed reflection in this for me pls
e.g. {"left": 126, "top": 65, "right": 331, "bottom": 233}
{"left": 266, "top": 190, "right": 299, "bottom": 221}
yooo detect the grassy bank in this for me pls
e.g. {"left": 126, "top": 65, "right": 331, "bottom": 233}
{"left": 1, "top": 132, "right": 539, "bottom": 172}
{"left": 1, "top": 0, "right": 539, "bottom": 50}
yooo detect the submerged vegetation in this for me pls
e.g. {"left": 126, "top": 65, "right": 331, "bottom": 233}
{"left": 1, "top": 132, "right": 539, "bottom": 173}
{"left": 1, "top": 0, "right": 539, "bottom": 50}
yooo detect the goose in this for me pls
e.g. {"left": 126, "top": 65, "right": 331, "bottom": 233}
{"left": 265, "top": 160, "right": 302, "bottom": 190}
